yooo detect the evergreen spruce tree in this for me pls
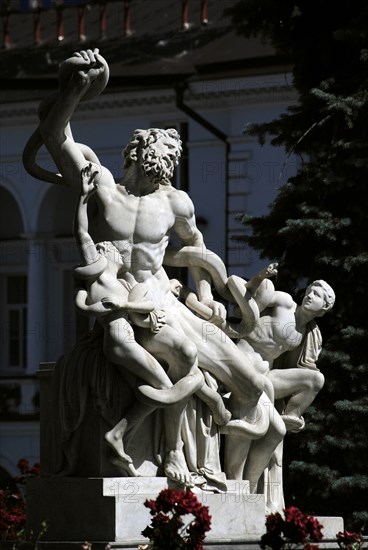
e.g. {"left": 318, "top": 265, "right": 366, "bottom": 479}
{"left": 225, "top": 1, "right": 368, "bottom": 529}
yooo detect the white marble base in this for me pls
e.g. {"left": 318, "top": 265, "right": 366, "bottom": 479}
{"left": 104, "top": 477, "right": 265, "bottom": 543}
{"left": 26, "top": 477, "right": 343, "bottom": 546}
{"left": 27, "top": 477, "right": 265, "bottom": 543}
{"left": 317, "top": 516, "right": 344, "bottom": 540}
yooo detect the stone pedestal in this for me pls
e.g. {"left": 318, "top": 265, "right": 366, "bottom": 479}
{"left": 106, "top": 478, "right": 266, "bottom": 543}
{"left": 27, "top": 477, "right": 265, "bottom": 544}
{"left": 27, "top": 478, "right": 115, "bottom": 542}
{"left": 31, "top": 365, "right": 344, "bottom": 549}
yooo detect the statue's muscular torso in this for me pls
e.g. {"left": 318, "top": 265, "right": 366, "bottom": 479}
{"left": 88, "top": 166, "right": 196, "bottom": 307}
{"left": 246, "top": 293, "right": 305, "bottom": 366}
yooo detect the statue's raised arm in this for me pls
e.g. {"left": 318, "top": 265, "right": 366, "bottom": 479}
{"left": 23, "top": 49, "right": 109, "bottom": 189}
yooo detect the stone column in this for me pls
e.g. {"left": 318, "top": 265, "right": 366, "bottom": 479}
{"left": 25, "top": 234, "right": 49, "bottom": 375}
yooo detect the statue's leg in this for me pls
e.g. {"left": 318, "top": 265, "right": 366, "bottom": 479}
{"left": 264, "top": 440, "right": 285, "bottom": 513}
{"left": 189, "top": 314, "right": 265, "bottom": 404}
{"left": 105, "top": 400, "right": 155, "bottom": 476}
{"left": 134, "top": 323, "right": 199, "bottom": 486}
{"left": 268, "top": 368, "right": 325, "bottom": 431}
{"left": 104, "top": 319, "right": 173, "bottom": 389}
{"left": 102, "top": 318, "right": 177, "bottom": 473}
{"left": 243, "top": 404, "right": 286, "bottom": 493}
{"left": 224, "top": 435, "right": 252, "bottom": 479}
{"left": 138, "top": 318, "right": 231, "bottom": 425}
{"left": 174, "top": 303, "right": 274, "bottom": 443}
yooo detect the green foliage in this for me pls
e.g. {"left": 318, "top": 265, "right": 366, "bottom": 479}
{"left": 10, "top": 521, "right": 47, "bottom": 550}
{"left": 226, "top": 0, "right": 368, "bottom": 530}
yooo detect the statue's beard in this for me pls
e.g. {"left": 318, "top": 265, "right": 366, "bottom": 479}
{"left": 141, "top": 155, "right": 175, "bottom": 186}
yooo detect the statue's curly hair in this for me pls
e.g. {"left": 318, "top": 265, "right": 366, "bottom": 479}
{"left": 122, "top": 128, "right": 182, "bottom": 168}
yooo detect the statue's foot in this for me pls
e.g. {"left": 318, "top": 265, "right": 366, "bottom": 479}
{"left": 105, "top": 430, "right": 141, "bottom": 476}
{"left": 105, "top": 429, "right": 133, "bottom": 464}
{"left": 164, "top": 450, "right": 194, "bottom": 487}
{"left": 109, "top": 455, "right": 141, "bottom": 477}
{"left": 282, "top": 414, "right": 305, "bottom": 433}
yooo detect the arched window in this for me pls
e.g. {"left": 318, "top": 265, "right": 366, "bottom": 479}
{"left": 0, "top": 187, "right": 23, "bottom": 240}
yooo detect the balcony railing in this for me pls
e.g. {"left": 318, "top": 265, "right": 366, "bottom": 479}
{"left": 1, "top": 0, "right": 211, "bottom": 48}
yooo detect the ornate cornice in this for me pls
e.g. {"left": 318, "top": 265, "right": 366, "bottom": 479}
{"left": 0, "top": 78, "right": 296, "bottom": 125}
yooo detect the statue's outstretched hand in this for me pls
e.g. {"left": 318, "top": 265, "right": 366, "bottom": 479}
{"left": 80, "top": 163, "right": 99, "bottom": 201}
{"left": 59, "top": 48, "right": 109, "bottom": 99}
{"left": 72, "top": 49, "right": 105, "bottom": 80}
{"left": 265, "top": 262, "right": 278, "bottom": 278}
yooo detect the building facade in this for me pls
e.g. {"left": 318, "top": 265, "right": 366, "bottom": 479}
{"left": 0, "top": 0, "right": 296, "bottom": 479}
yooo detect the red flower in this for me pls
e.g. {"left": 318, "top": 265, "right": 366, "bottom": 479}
{"left": 16, "top": 458, "right": 30, "bottom": 475}
{"left": 142, "top": 488, "right": 211, "bottom": 550}
{"left": 262, "top": 507, "right": 324, "bottom": 550}
{"left": 266, "top": 512, "right": 284, "bottom": 535}
{"left": 305, "top": 516, "right": 323, "bottom": 542}
{"left": 30, "top": 463, "right": 41, "bottom": 476}
{"left": 144, "top": 499, "right": 157, "bottom": 514}
{"left": 336, "top": 530, "right": 363, "bottom": 550}
{"left": 283, "top": 508, "right": 308, "bottom": 543}
{"left": 0, "top": 489, "right": 27, "bottom": 540}
{"left": 0, "top": 457, "right": 41, "bottom": 540}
